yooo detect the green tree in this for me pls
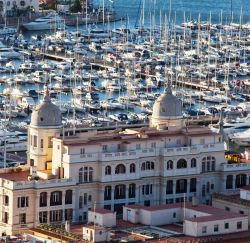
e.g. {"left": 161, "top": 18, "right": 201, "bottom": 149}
{"left": 70, "top": 0, "right": 82, "bottom": 13}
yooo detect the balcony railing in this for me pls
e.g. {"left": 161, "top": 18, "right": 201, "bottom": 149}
{"left": 220, "top": 163, "right": 250, "bottom": 172}
{"left": 63, "top": 143, "right": 224, "bottom": 163}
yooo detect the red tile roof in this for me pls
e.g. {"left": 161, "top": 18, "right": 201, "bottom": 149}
{"left": 124, "top": 202, "right": 246, "bottom": 222}
{"left": 240, "top": 185, "right": 250, "bottom": 191}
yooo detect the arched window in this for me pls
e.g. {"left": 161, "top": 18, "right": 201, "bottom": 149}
{"left": 166, "top": 180, "right": 173, "bottom": 194}
{"left": 226, "top": 175, "right": 233, "bottom": 189}
{"left": 104, "top": 186, "right": 111, "bottom": 200}
{"left": 114, "top": 184, "right": 126, "bottom": 199}
{"left": 65, "top": 190, "right": 72, "bottom": 204}
{"left": 236, "top": 174, "right": 247, "bottom": 188}
{"left": 129, "top": 183, "right": 136, "bottom": 198}
{"left": 176, "top": 179, "right": 187, "bottom": 193}
{"left": 130, "top": 163, "right": 136, "bottom": 173}
{"left": 191, "top": 158, "right": 196, "bottom": 168}
{"left": 79, "top": 167, "right": 93, "bottom": 183}
{"left": 167, "top": 160, "right": 173, "bottom": 170}
{"left": 141, "top": 161, "right": 154, "bottom": 171}
{"left": 115, "top": 164, "right": 126, "bottom": 174}
{"left": 105, "top": 166, "right": 111, "bottom": 175}
{"left": 50, "top": 191, "right": 62, "bottom": 206}
{"left": 190, "top": 178, "right": 196, "bottom": 192}
{"left": 177, "top": 159, "right": 187, "bottom": 169}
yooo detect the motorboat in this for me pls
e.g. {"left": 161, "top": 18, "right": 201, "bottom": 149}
{"left": 229, "top": 129, "right": 250, "bottom": 146}
{"left": 22, "top": 13, "right": 64, "bottom": 31}
{"left": 0, "top": 41, "right": 22, "bottom": 59}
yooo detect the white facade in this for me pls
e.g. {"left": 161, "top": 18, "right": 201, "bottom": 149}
{"left": 82, "top": 225, "right": 108, "bottom": 242}
{"left": 123, "top": 203, "right": 248, "bottom": 237}
{"left": 240, "top": 188, "right": 250, "bottom": 201}
{"left": 184, "top": 217, "right": 248, "bottom": 237}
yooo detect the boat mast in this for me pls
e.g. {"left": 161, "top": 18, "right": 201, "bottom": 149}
{"left": 102, "top": 0, "right": 105, "bottom": 25}
{"left": 85, "top": 0, "right": 88, "bottom": 29}
{"left": 230, "top": 0, "right": 233, "bottom": 24}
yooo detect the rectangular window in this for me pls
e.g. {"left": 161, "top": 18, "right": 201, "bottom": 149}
{"left": 214, "top": 224, "right": 219, "bottom": 232}
{"left": 48, "top": 136, "right": 53, "bottom": 148}
{"left": 80, "top": 148, "right": 85, "bottom": 154}
{"left": 18, "top": 197, "right": 29, "bottom": 208}
{"left": 237, "top": 221, "right": 242, "bottom": 229}
{"left": 40, "top": 139, "right": 44, "bottom": 149}
{"left": 173, "top": 212, "right": 176, "bottom": 218}
{"left": 225, "top": 207, "right": 230, "bottom": 211}
{"left": 30, "top": 159, "right": 34, "bottom": 166}
{"left": 102, "top": 145, "right": 107, "bottom": 152}
{"left": 225, "top": 222, "right": 229, "bottom": 229}
{"left": 239, "top": 210, "right": 244, "bottom": 215}
{"left": 19, "top": 213, "right": 26, "bottom": 224}
{"left": 4, "top": 212, "right": 8, "bottom": 224}
{"left": 84, "top": 193, "right": 87, "bottom": 205}
{"left": 136, "top": 144, "right": 141, "bottom": 150}
{"left": 65, "top": 209, "right": 73, "bottom": 221}
{"left": 30, "top": 135, "right": 32, "bottom": 146}
{"left": 79, "top": 196, "right": 83, "bottom": 209}
{"left": 83, "top": 212, "right": 87, "bottom": 221}
{"left": 39, "top": 212, "right": 47, "bottom": 223}
{"left": 202, "top": 226, "right": 207, "bottom": 233}
{"left": 4, "top": 195, "right": 9, "bottom": 206}
{"left": 49, "top": 210, "right": 62, "bottom": 223}
{"left": 151, "top": 142, "right": 156, "bottom": 148}
{"left": 33, "top": 135, "right": 37, "bottom": 148}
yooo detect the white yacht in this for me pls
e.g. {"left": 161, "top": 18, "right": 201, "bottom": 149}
{"left": 0, "top": 41, "right": 22, "bottom": 59}
{"left": 22, "top": 13, "right": 64, "bottom": 31}
{"left": 229, "top": 129, "right": 250, "bottom": 146}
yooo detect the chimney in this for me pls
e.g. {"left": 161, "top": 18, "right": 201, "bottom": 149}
{"left": 192, "top": 195, "right": 198, "bottom": 207}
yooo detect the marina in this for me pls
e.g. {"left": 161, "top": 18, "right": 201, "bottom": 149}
{"left": 0, "top": 9, "right": 250, "bottom": 167}
{"left": 1, "top": 1, "right": 250, "bottom": 242}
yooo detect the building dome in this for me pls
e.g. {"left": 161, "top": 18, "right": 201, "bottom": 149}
{"left": 152, "top": 85, "right": 182, "bottom": 120}
{"left": 30, "top": 91, "right": 62, "bottom": 127}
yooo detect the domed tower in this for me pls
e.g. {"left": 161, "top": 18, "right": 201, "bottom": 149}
{"left": 28, "top": 89, "right": 63, "bottom": 171}
{"left": 150, "top": 83, "right": 184, "bottom": 130}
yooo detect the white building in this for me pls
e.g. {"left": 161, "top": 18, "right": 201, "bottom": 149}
{"left": 83, "top": 225, "right": 109, "bottom": 242}
{"left": 123, "top": 202, "right": 248, "bottom": 237}
{"left": 213, "top": 185, "right": 250, "bottom": 226}
{"left": 88, "top": 208, "right": 116, "bottom": 227}
{"left": 1, "top": 86, "right": 250, "bottom": 236}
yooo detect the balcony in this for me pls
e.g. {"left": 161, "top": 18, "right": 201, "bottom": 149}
{"left": 160, "top": 143, "right": 224, "bottom": 157}
{"left": 220, "top": 163, "right": 250, "bottom": 172}
{"left": 12, "top": 178, "right": 76, "bottom": 190}
{"left": 63, "top": 148, "right": 156, "bottom": 163}
{"left": 164, "top": 168, "right": 199, "bottom": 177}
{"left": 62, "top": 143, "right": 224, "bottom": 164}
